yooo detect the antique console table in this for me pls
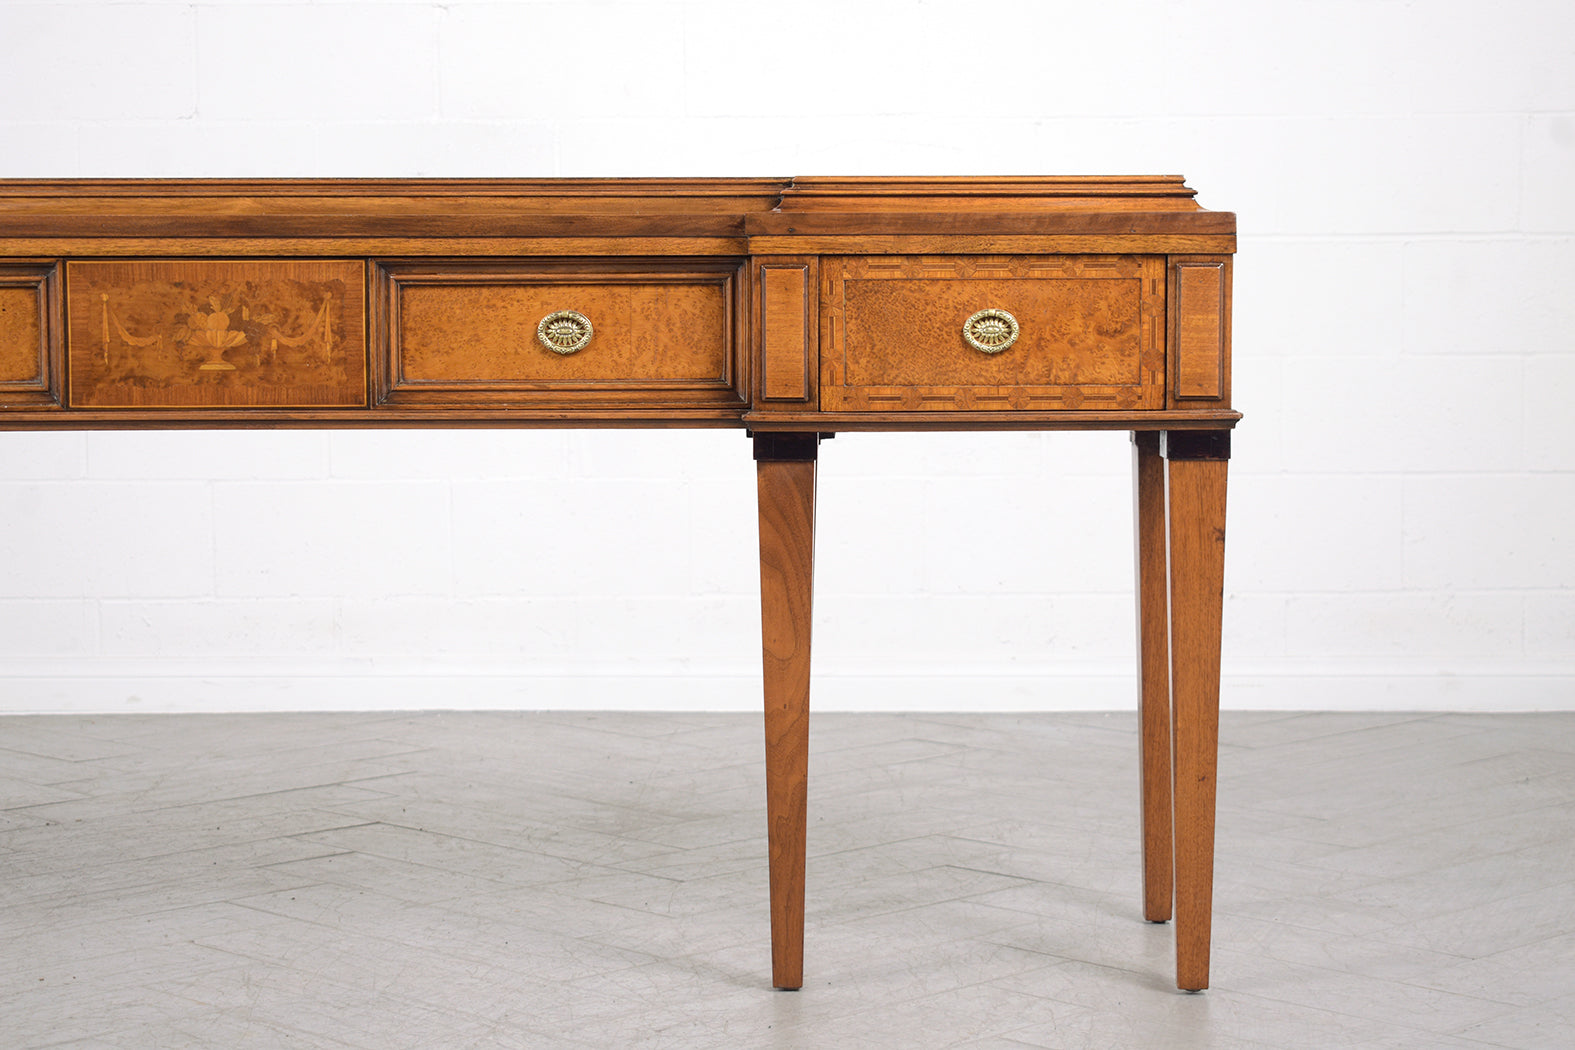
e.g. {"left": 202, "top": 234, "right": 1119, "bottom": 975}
{"left": 0, "top": 177, "right": 1236, "bottom": 990}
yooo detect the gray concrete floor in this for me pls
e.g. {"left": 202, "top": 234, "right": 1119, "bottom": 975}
{"left": 2, "top": 710, "right": 1573, "bottom": 1049}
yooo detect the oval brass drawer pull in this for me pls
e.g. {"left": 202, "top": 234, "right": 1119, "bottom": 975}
{"left": 537, "top": 310, "right": 593, "bottom": 354}
{"left": 962, "top": 309, "right": 1020, "bottom": 354}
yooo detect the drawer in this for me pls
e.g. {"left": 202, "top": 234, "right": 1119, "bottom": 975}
{"left": 821, "top": 255, "right": 1165, "bottom": 412}
{"left": 375, "top": 260, "right": 745, "bottom": 410}
{"left": 64, "top": 260, "right": 367, "bottom": 409}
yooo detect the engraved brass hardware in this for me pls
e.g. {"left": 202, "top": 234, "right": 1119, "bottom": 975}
{"left": 537, "top": 310, "right": 593, "bottom": 354}
{"left": 962, "top": 309, "right": 1020, "bottom": 354}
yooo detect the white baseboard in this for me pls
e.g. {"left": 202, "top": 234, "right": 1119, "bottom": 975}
{"left": 2, "top": 665, "right": 1572, "bottom": 714}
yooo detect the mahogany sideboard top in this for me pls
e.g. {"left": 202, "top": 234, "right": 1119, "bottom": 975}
{"left": 0, "top": 176, "right": 1236, "bottom": 993}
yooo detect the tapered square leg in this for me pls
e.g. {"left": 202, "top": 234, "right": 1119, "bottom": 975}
{"left": 754, "top": 433, "right": 818, "bottom": 991}
{"left": 1132, "top": 431, "right": 1173, "bottom": 924}
{"left": 1163, "top": 430, "right": 1229, "bottom": 992}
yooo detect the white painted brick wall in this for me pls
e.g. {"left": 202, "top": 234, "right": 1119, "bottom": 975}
{"left": 0, "top": 0, "right": 1571, "bottom": 712}
{"left": 197, "top": 6, "right": 441, "bottom": 123}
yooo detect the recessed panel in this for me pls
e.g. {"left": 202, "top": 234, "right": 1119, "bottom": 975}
{"left": 1174, "top": 261, "right": 1226, "bottom": 400}
{"left": 823, "top": 255, "right": 1165, "bottom": 412}
{"left": 0, "top": 264, "right": 60, "bottom": 406}
{"left": 0, "top": 285, "right": 43, "bottom": 385}
{"left": 759, "top": 263, "right": 813, "bottom": 402}
{"left": 376, "top": 260, "right": 744, "bottom": 410}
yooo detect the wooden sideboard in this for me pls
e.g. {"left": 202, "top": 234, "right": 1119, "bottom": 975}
{"left": 0, "top": 177, "right": 1236, "bottom": 991}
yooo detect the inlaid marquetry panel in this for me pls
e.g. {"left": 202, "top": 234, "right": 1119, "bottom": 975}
{"left": 374, "top": 259, "right": 746, "bottom": 410}
{"left": 65, "top": 260, "right": 366, "bottom": 409}
{"left": 822, "top": 256, "right": 1165, "bottom": 412}
{"left": 0, "top": 263, "right": 61, "bottom": 405}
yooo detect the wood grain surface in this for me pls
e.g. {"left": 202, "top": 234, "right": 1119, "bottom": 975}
{"left": 1172, "top": 258, "right": 1231, "bottom": 403}
{"left": 757, "top": 259, "right": 815, "bottom": 403}
{"left": 372, "top": 260, "right": 745, "bottom": 410}
{"left": 0, "top": 263, "right": 59, "bottom": 406}
{"left": 0, "top": 177, "right": 1240, "bottom": 994}
{"left": 1132, "top": 432, "right": 1173, "bottom": 924}
{"left": 756, "top": 446, "right": 817, "bottom": 991}
{"left": 822, "top": 255, "right": 1164, "bottom": 412}
{"left": 65, "top": 260, "right": 365, "bottom": 409}
{"left": 3, "top": 177, "right": 1239, "bottom": 426}
{"left": 0, "top": 283, "right": 42, "bottom": 385}
{"left": 1165, "top": 445, "right": 1229, "bottom": 991}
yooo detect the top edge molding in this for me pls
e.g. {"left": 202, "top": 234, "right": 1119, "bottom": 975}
{"left": 0, "top": 176, "right": 1194, "bottom": 198}
{"left": 0, "top": 177, "right": 1229, "bottom": 240}
{"left": 0, "top": 178, "right": 794, "bottom": 198}
{"left": 781, "top": 175, "right": 1195, "bottom": 196}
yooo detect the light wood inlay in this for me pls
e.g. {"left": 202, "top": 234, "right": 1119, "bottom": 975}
{"left": 65, "top": 260, "right": 365, "bottom": 409}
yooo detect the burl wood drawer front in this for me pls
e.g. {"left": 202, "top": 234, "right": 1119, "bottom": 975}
{"left": 65, "top": 260, "right": 367, "bottom": 409}
{"left": 375, "top": 260, "right": 744, "bottom": 408}
{"left": 823, "top": 256, "right": 1165, "bottom": 412}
